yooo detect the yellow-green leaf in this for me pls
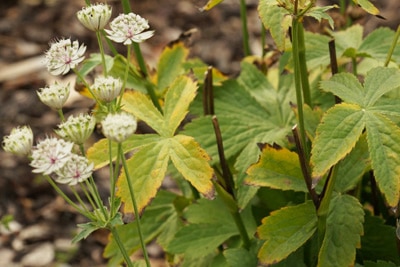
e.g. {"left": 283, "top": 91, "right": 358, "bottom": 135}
{"left": 157, "top": 41, "right": 189, "bottom": 92}
{"left": 201, "top": 0, "right": 224, "bottom": 11}
{"left": 245, "top": 144, "right": 307, "bottom": 192}
{"left": 117, "top": 139, "right": 170, "bottom": 214}
{"left": 311, "top": 103, "right": 365, "bottom": 177}
{"left": 353, "top": 0, "right": 380, "bottom": 15}
{"left": 257, "top": 201, "right": 317, "bottom": 265}
{"left": 121, "top": 90, "right": 166, "bottom": 135}
{"left": 87, "top": 135, "right": 160, "bottom": 169}
{"left": 169, "top": 135, "right": 214, "bottom": 199}
{"left": 163, "top": 76, "right": 198, "bottom": 137}
{"left": 365, "top": 112, "right": 400, "bottom": 207}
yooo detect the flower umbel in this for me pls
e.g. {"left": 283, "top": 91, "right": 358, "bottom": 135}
{"left": 101, "top": 112, "right": 137, "bottom": 143}
{"left": 30, "top": 138, "right": 74, "bottom": 175}
{"left": 54, "top": 154, "right": 94, "bottom": 186}
{"left": 77, "top": 3, "right": 112, "bottom": 31}
{"left": 55, "top": 114, "right": 96, "bottom": 144}
{"left": 45, "top": 39, "right": 86, "bottom": 75}
{"left": 105, "top": 13, "right": 154, "bottom": 45}
{"left": 2, "top": 126, "right": 33, "bottom": 156}
{"left": 92, "top": 76, "right": 123, "bottom": 103}
{"left": 37, "top": 82, "right": 70, "bottom": 110}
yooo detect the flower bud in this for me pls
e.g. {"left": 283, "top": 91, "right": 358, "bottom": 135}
{"left": 37, "top": 82, "right": 70, "bottom": 110}
{"left": 77, "top": 3, "right": 112, "bottom": 31}
{"left": 55, "top": 113, "right": 96, "bottom": 144}
{"left": 92, "top": 76, "right": 123, "bottom": 103}
{"left": 101, "top": 112, "right": 137, "bottom": 143}
{"left": 2, "top": 126, "right": 33, "bottom": 156}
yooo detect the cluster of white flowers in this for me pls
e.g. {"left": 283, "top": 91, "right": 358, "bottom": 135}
{"left": 2, "top": 4, "right": 150, "bottom": 185}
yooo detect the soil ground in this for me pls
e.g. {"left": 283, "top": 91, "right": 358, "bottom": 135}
{"left": 0, "top": 0, "right": 399, "bottom": 266}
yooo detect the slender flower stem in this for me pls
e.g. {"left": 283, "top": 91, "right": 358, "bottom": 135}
{"left": 73, "top": 69, "right": 100, "bottom": 103}
{"left": 108, "top": 139, "right": 117, "bottom": 217}
{"left": 118, "top": 143, "right": 150, "bottom": 267}
{"left": 239, "top": 0, "right": 251, "bottom": 56}
{"left": 71, "top": 185, "right": 94, "bottom": 216}
{"left": 96, "top": 31, "right": 108, "bottom": 77}
{"left": 79, "top": 183, "right": 98, "bottom": 212}
{"left": 351, "top": 57, "right": 357, "bottom": 76}
{"left": 57, "top": 109, "right": 65, "bottom": 122}
{"left": 110, "top": 226, "right": 134, "bottom": 267}
{"left": 85, "top": 178, "right": 108, "bottom": 220}
{"left": 117, "top": 44, "right": 131, "bottom": 108}
{"left": 385, "top": 25, "right": 400, "bottom": 67}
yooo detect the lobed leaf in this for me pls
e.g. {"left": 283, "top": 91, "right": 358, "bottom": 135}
{"left": 365, "top": 112, "right": 400, "bottom": 207}
{"left": 257, "top": 201, "right": 317, "bottom": 265}
{"left": 318, "top": 195, "right": 364, "bottom": 267}
{"left": 311, "top": 103, "right": 365, "bottom": 177}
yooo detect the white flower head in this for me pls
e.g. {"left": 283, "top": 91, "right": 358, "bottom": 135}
{"left": 77, "top": 3, "right": 112, "bottom": 31}
{"left": 101, "top": 112, "right": 137, "bottom": 143}
{"left": 30, "top": 138, "right": 74, "bottom": 175}
{"left": 45, "top": 38, "right": 86, "bottom": 75}
{"left": 37, "top": 82, "right": 70, "bottom": 110}
{"left": 54, "top": 154, "right": 93, "bottom": 186}
{"left": 2, "top": 126, "right": 33, "bottom": 156}
{"left": 105, "top": 13, "right": 154, "bottom": 45}
{"left": 56, "top": 113, "right": 96, "bottom": 144}
{"left": 92, "top": 76, "right": 123, "bottom": 103}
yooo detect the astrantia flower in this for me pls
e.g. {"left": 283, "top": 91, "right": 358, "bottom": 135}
{"left": 77, "top": 3, "right": 112, "bottom": 31}
{"left": 45, "top": 38, "right": 86, "bottom": 75}
{"left": 30, "top": 138, "right": 74, "bottom": 175}
{"left": 55, "top": 114, "right": 96, "bottom": 144}
{"left": 2, "top": 126, "right": 33, "bottom": 156}
{"left": 92, "top": 76, "right": 123, "bottom": 103}
{"left": 54, "top": 154, "right": 93, "bottom": 186}
{"left": 37, "top": 82, "right": 70, "bottom": 110}
{"left": 105, "top": 13, "right": 154, "bottom": 45}
{"left": 101, "top": 112, "right": 137, "bottom": 143}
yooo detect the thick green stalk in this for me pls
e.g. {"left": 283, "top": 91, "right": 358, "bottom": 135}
{"left": 385, "top": 25, "right": 400, "bottom": 67}
{"left": 119, "top": 144, "right": 151, "bottom": 267}
{"left": 297, "top": 23, "right": 312, "bottom": 107}
{"left": 110, "top": 226, "right": 134, "bottom": 267}
{"left": 292, "top": 18, "right": 309, "bottom": 159}
{"left": 239, "top": 0, "right": 251, "bottom": 56}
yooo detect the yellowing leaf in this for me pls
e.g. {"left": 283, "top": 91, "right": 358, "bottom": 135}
{"left": 121, "top": 90, "right": 166, "bottom": 135}
{"left": 245, "top": 144, "right": 307, "bottom": 192}
{"left": 117, "top": 140, "right": 169, "bottom": 214}
{"left": 169, "top": 135, "right": 214, "bottom": 199}
{"left": 353, "top": 0, "right": 380, "bottom": 15}
{"left": 163, "top": 76, "right": 198, "bottom": 137}
{"left": 201, "top": 0, "right": 224, "bottom": 11}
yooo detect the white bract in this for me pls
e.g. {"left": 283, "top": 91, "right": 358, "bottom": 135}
{"left": 30, "top": 138, "right": 74, "bottom": 175}
{"left": 56, "top": 114, "right": 96, "bottom": 144}
{"left": 44, "top": 39, "right": 86, "bottom": 75}
{"left": 37, "top": 82, "right": 70, "bottom": 110}
{"left": 92, "top": 76, "right": 123, "bottom": 102}
{"left": 2, "top": 126, "right": 33, "bottom": 156}
{"left": 101, "top": 112, "right": 137, "bottom": 143}
{"left": 54, "top": 154, "right": 94, "bottom": 186}
{"left": 77, "top": 3, "right": 112, "bottom": 31}
{"left": 105, "top": 13, "right": 154, "bottom": 45}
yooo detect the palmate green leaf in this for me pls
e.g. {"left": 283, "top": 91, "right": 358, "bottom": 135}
{"left": 311, "top": 103, "right": 365, "bottom": 177}
{"left": 353, "top": 0, "right": 380, "bottom": 15}
{"left": 365, "top": 112, "right": 400, "bottom": 207}
{"left": 333, "top": 24, "right": 363, "bottom": 58}
{"left": 258, "top": 1, "right": 291, "bottom": 51}
{"left": 87, "top": 134, "right": 161, "bottom": 169}
{"left": 369, "top": 98, "right": 400, "bottom": 117}
{"left": 319, "top": 72, "right": 364, "bottom": 105}
{"left": 104, "top": 190, "right": 179, "bottom": 266}
{"left": 318, "top": 194, "right": 364, "bottom": 267}
{"left": 245, "top": 144, "right": 307, "bottom": 192}
{"left": 257, "top": 201, "right": 317, "bottom": 265}
{"left": 224, "top": 247, "right": 258, "bottom": 267}
{"left": 156, "top": 42, "right": 189, "bottom": 93}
